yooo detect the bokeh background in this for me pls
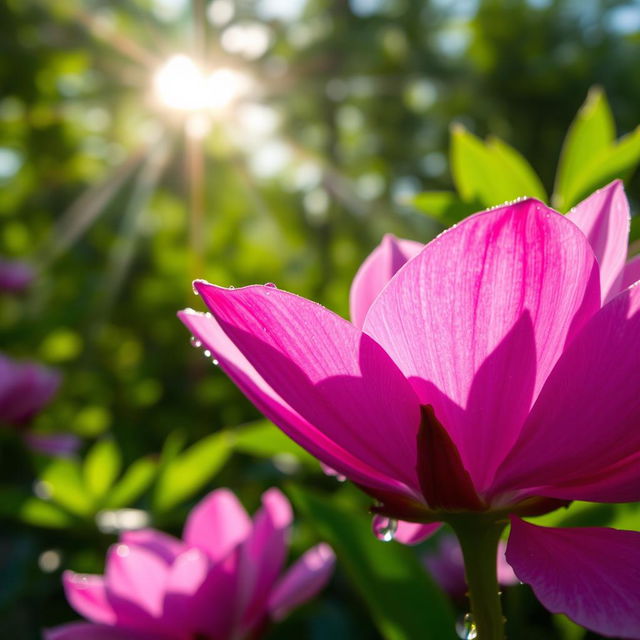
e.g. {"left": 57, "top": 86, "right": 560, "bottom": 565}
{"left": 2, "top": 0, "right": 640, "bottom": 638}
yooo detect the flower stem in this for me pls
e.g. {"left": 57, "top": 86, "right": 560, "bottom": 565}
{"left": 450, "top": 517, "right": 508, "bottom": 640}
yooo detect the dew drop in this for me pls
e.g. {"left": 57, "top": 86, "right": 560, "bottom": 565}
{"left": 335, "top": 474, "right": 347, "bottom": 483}
{"left": 203, "top": 349, "right": 212, "bottom": 358}
{"left": 455, "top": 613, "right": 478, "bottom": 639}
{"left": 264, "top": 282, "right": 277, "bottom": 288}
{"left": 212, "top": 359, "right": 219, "bottom": 366}
{"left": 373, "top": 516, "right": 398, "bottom": 542}
{"left": 228, "top": 285, "right": 235, "bottom": 290}
{"left": 190, "top": 336, "right": 202, "bottom": 348}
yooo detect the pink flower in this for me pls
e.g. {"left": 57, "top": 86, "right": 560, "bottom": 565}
{"left": 424, "top": 535, "right": 517, "bottom": 599}
{"left": 47, "top": 488, "right": 335, "bottom": 640}
{"left": 0, "top": 354, "right": 60, "bottom": 426}
{"left": 0, "top": 258, "right": 34, "bottom": 293}
{"left": 180, "top": 180, "right": 640, "bottom": 638}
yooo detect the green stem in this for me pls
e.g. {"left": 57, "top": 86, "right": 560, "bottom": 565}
{"left": 450, "top": 517, "right": 507, "bottom": 640}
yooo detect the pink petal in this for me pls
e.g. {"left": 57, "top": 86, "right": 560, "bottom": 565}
{"left": 566, "top": 181, "right": 630, "bottom": 302}
{"left": 506, "top": 518, "right": 640, "bottom": 638}
{"left": 493, "top": 283, "right": 640, "bottom": 502}
{"left": 363, "top": 200, "right": 600, "bottom": 492}
{"left": 621, "top": 254, "right": 640, "bottom": 290}
{"left": 183, "top": 488, "right": 251, "bottom": 563}
{"left": 394, "top": 521, "right": 441, "bottom": 546}
{"left": 104, "top": 544, "right": 169, "bottom": 631}
{"left": 349, "top": 234, "right": 423, "bottom": 329}
{"left": 120, "top": 530, "right": 185, "bottom": 565}
{"left": 45, "top": 623, "right": 152, "bottom": 640}
{"left": 237, "top": 488, "right": 293, "bottom": 629}
{"left": 180, "top": 284, "right": 422, "bottom": 496}
{"left": 268, "top": 543, "right": 335, "bottom": 621}
{"left": 63, "top": 572, "right": 116, "bottom": 625}
{"left": 23, "top": 432, "right": 80, "bottom": 457}
{"left": 0, "top": 258, "right": 33, "bottom": 293}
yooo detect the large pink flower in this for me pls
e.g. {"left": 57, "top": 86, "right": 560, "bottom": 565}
{"left": 180, "top": 181, "right": 640, "bottom": 638}
{"left": 47, "top": 488, "right": 335, "bottom": 640}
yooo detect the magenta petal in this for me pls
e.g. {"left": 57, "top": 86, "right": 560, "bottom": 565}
{"left": 494, "top": 283, "right": 640, "bottom": 502}
{"left": 63, "top": 572, "right": 116, "bottom": 625}
{"left": 621, "top": 254, "right": 640, "bottom": 290}
{"left": 394, "top": 521, "right": 441, "bottom": 546}
{"left": 364, "top": 200, "right": 600, "bottom": 492}
{"left": 268, "top": 543, "right": 335, "bottom": 621}
{"left": 507, "top": 518, "right": 640, "bottom": 638}
{"left": 180, "top": 284, "right": 422, "bottom": 495}
{"left": 120, "top": 530, "right": 185, "bottom": 565}
{"left": 183, "top": 488, "right": 251, "bottom": 563}
{"left": 237, "top": 488, "right": 293, "bottom": 629}
{"left": 349, "top": 234, "right": 423, "bottom": 329}
{"left": 45, "top": 623, "right": 152, "bottom": 640}
{"left": 104, "top": 544, "right": 169, "bottom": 630}
{"left": 566, "top": 181, "right": 630, "bottom": 301}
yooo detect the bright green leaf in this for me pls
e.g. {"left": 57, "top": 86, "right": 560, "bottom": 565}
{"left": 553, "top": 87, "right": 615, "bottom": 210}
{"left": 104, "top": 456, "right": 157, "bottom": 509}
{"left": 0, "top": 487, "right": 75, "bottom": 528}
{"left": 451, "top": 125, "right": 546, "bottom": 207}
{"left": 84, "top": 438, "right": 122, "bottom": 500}
{"left": 411, "top": 191, "right": 479, "bottom": 225}
{"left": 486, "top": 136, "right": 547, "bottom": 202}
{"left": 40, "top": 459, "right": 94, "bottom": 517}
{"left": 232, "top": 420, "right": 318, "bottom": 468}
{"left": 153, "top": 432, "right": 232, "bottom": 513}
{"left": 289, "top": 486, "right": 457, "bottom": 640}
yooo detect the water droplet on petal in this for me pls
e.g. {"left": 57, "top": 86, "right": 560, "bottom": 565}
{"left": 212, "top": 359, "right": 219, "bottom": 366}
{"left": 115, "top": 544, "right": 130, "bottom": 558}
{"left": 264, "top": 282, "right": 277, "bottom": 288}
{"left": 335, "top": 474, "right": 347, "bottom": 483}
{"left": 373, "top": 516, "right": 398, "bottom": 542}
{"left": 228, "top": 285, "right": 235, "bottom": 290}
{"left": 190, "top": 336, "right": 202, "bottom": 348}
{"left": 456, "top": 613, "right": 478, "bottom": 639}
{"left": 203, "top": 349, "right": 212, "bottom": 358}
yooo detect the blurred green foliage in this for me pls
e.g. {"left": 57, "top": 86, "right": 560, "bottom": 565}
{"left": 1, "top": 0, "right": 640, "bottom": 638}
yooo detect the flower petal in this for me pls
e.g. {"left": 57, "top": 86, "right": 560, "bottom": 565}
{"left": 236, "top": 488, "right": 293, "bottom": 629}
{"left": 104, "top": 544, "right": 169, "bottom": 631}
{"left": 506, "top": 518, "right": 640, "bottom": 638}
{"left": 394, "top": 521, "right": 441, "bottom": 545}
{"left": 119, "top": 530, "right": 184, "bottom": 565}
{"left": 183, "top": 488, "right": 251, "bottom": 563}
{"left": 493, "top": 283, "right": 640, "bottom": 502}
{"left": 349, "top": 234, "right": 423, "bottom": 329}
{"left": 566, "top": 180, "right": 630, "bottom": 301}
{"left": 364, "top": 200, "right": 600, "bottom": 492}
{"left": 62, "top": 572, "right": 115, "bottom": 625}
{"left": 181, "top": 284, "right": 422, "bottom": 496}
{"left": 44, "top": 623, "right": 153, "bottom": 640}
{"left": 622, "top": 254, "right": 640, "bottom": 290}
{"left": 268, "top": 543, "right": 335, "bottom": 621}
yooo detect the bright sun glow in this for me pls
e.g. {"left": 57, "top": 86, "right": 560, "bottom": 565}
{"left": 153, "top": 54, "right": 251, "bottom": 112}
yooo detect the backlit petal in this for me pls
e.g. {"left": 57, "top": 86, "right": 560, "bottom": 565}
{"left": 507, "top": 518, "right": 640, "bottom": 639}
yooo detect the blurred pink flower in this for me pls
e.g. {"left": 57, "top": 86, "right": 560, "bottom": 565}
{"left": 47, "top": 488, "right": 335, "bottom": 640}
{"left": 180, "top": 181, "right": 640, "bottom": 637}
{"left": 424, "top": 534, "right": 517, "bottom": 599}
{"left": 0, "top": 354, "right": 60, "bottom": 426}
{"left": 0, "top": 258, "right": 34, "bottom": 293}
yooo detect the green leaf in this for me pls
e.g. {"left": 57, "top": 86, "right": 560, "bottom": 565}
{"left": 289, "top": 486, "right": 457, "bottom": 640}
{"left": 39, "top": 459, "right": 94, "bottom": 517}
{"left": 84, "top": 438, "right": 122, "bottom": 501}
{"left": 104, "top": 456, "right": 158, "bottom": 509}
{"left": 411, "top": 191, "right": 480, "bottom": 226}
{"left": 0, "top": 487, "right": 75, "bottom": 528}
{"left": 565, "top": 126, "right": 640, "bottom": 208}
{"left": 451, "top": 125, "right": 546, "bottom": 207}
{"left": 553, "top": 614, "right": 586, "bottom": 640}
{"left": 486, "top": 136, "right": 547, "bottom": 202}
{"left": 553, "top": 87, "right": 615, "bottom": 210}
{"left": 153, "top": 432, "right": 232, "bottom": 513}
{"left": 232, "top": 419, "right": 318, "bottom": 468}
